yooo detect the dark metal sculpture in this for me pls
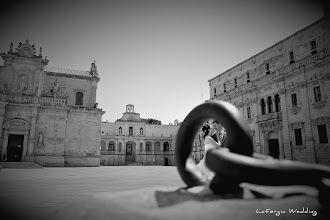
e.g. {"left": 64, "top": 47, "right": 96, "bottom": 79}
{"left": 175, "top": 100, "right": 330, "bottom": 203}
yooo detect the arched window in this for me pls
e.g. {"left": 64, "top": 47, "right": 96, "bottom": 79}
{"left": 267, "top": 96, "right": 273, "bottom": 113}
{"left": 275, "top": 94, "right": 280, "bottom": 112}
{"left": 119, "top": 127, "right": 122, "bottom": 135}
{"left": 100, "top": 140, "right": 106, "bottom": 151}
{"left": 146, "top": 142, "right": 151, "bottom": 152}
{"left": 76, "top": 92, "right": 83, "bottom": 106}
{"left": 108, "top": 141, "right": 115, "bottom": 151}
{"left": 140, "top": 143, "right": 143, "bottom": 152}
{"left": 260, "top": 99, "right": 266, "bottom": 115}
{"left": 163, "top": 142, "right": 169, "bottom": 151}
{"left": 140, "top": 128, "right": 143, "bottom": 135}
{"left": 118, "top": 142, "right": 122, "bottom": 152}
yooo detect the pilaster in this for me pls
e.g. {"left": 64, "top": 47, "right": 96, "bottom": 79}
{"left": 26, "top": 105, "right": 39, "bottom": 162}
{"left": 0, "top": 102, "right": 7, "bottom": 154}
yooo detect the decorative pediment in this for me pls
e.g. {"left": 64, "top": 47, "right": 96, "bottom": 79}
{"left": 3, "top": 118, "right": 31, "bottom": 131}
{"left": 16, "top": 40, "right": 37, "bottom": 58}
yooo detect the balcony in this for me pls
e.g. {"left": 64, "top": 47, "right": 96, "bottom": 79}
{"left": 0, "top": 93, "right": 67, "bottom": 106}
{"left": 256, "top": 111, "right": 282, "bottom": 123}
{"left": 39, "top": 96, "right": 67, "bottom": 106}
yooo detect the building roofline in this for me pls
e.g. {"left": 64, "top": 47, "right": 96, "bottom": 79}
{"left": 208, "top": 17, "right": 325, "bottom": 83}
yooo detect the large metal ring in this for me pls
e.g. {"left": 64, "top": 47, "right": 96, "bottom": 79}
{"left": 175, "top": 100, "right": 330, "bottom": 194}
{"left": 175, "top": 100, "right": 253, "bottom": 188}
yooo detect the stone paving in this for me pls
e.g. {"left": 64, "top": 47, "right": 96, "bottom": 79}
{"left": 0, "top": 166, "right": 183, "bottom": 219}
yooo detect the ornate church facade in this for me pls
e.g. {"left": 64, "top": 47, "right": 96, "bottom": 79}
{"left": 208, "top": 18, "right": 330, "bottom": 165}
{"left": 0, "top": 40, "right": 104, "bottom": 166}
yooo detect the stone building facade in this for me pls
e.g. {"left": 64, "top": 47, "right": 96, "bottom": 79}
{"left": 208, "top": 18, "right": 330, "bottom": 165}
{"left": 100, "top": 104, "right": 181, "bottom": 166}
{"left": 0, "top": 40, "right": 104, "bottom": 166}
{"left": 100, "top": 104, "right": 205, "bottom": 166}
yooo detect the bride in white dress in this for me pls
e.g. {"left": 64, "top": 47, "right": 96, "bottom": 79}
{"left": 196, "top": 123, "right": 222, "bottom": 181}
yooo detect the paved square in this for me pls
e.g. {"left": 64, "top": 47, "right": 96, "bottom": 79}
{"left": 0, "top": 166, "right": 183, "bottom": 219}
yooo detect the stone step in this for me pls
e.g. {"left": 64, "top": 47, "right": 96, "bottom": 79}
{"left": 0, "top": 162, "right": 43, "bottom": 169}
{"left": 122, "top": 162, "right": 144, "bottom": 166}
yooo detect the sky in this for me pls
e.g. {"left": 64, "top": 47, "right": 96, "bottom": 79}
{"left": 0, "top": 0, "right": 324, "bottom": 125}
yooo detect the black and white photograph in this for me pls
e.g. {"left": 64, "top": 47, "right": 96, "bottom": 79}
{"left": 0, "top": 0, "right": 329, "bottom": 219}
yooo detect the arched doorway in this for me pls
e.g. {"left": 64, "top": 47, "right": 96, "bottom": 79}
{"left": 164, "top": 158, "right": 169, "bottom": 166}
{"left": 125, "top": 141, "right": 136, "bottom": 163}
{"left": 2, "top": 119, "right": 30, "bottom": 162}
{"left": 268, "top": 131, "right": 280, "bottom": 159}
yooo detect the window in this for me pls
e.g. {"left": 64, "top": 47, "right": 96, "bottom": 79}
{"left": 289, "top": 51, "right": 295, "bottom": 64}
{"left": 234, "top": 77, "right": 237, "bottom": 88}
{"left": 119, "top": 127, "right": 122, "bottom": 135}
{"left": 260, "top": 99, "right": 266, "bottom": 115}
{"left": 109, "top": 143, "right": 115, "bottom": 151}
{"left": 274, "top": 94, "right": 280, "bottom": 112}
{"left": 314, "top": 86, "right": 321, "bottom": 102}
{"left": 140, "top": 128, "right": 143, "bottom": 135}
{"left": 265, "top": 63, "right": 270, "bottom": 74}
{"left": 318, "top": 125, "right": 328, "bottom": 144}
{"left": 267, "top": 96, "right": 273, "bottom": 113}
{"left": 146, "top": 142, "right": 151, "bottom": 151}
{"left": 118, "top": 142, "right": 122, "bottom": 152}
{"left": 291, "top": 93, "right": 297, "bottom": 107}
{"left": 100, "top": 141, "right": 106, "bottom": 151}
{"left": 129, "top": 127, "right": 133, "bottom": 136}
{"left": 246, "top": 72, "right": 250, "bottom": 83}
{"left": 223, "top": 83, "right": 226, "bottom": 92}
{"left": 75, "top": 92, "right": 83, "bottom": 106}
{"left": 140, "top": 143, "right": 143, "bottom": 152}
{"left": 163, "top": 142, "right": 169, "bottom": 151}
{"left": 214, "top": 87, "right": 217, "bottom": 97}
{"left": 247, "top": 107, "right": 251, "bottom": 119}
{"left": 310, "top": 40, "right": 317, "bottom": 55}
{"left": 294, "top": 128, "right": 303, "bottom": 146}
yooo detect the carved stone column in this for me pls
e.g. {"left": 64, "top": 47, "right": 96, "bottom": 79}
{"left": 0, "top": 106, "right": 6, "bottom": 154}
{"left": 22, "top": 131, "right": 29, "bottom": 161}
{"left": 91, "top": 80, "right": 97, "bottom": 107}
{"left": 26, "top": 105, "right": 38, "bottom": 162}
{"left": 2, "top": 130, "right": 9, "bottom": 156}
{"left": 160, "top": 140, "right": 164, "bottom": 155}
{"left": 105, "top": 140, "right": 109, "bottom": 151}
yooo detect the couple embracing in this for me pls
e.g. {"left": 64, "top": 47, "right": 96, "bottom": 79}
{"left": 196, "top": 120, "right": 226, "bottom": 180}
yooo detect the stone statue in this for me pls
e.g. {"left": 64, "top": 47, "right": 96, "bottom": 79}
{"left": 38, "top": 132, "right": 44, "bottom": 145}
{"left": 53, "top": 80, "right": 59, "bottom": 94}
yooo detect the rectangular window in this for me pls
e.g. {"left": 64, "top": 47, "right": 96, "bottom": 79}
{"left": 214, "top": 87, "right": 217, "bottom": 97}
{"left": 291, "top": 93, "right": 297, "bottom": 107}
{"left": 294, "top": 128, "right": 303, "bottom": 146}
{"left": 246, "top": 72, "right": 250, "bottom": 83}
{"left": 265, "top": 63, "right": 270, "bottom": 74}
{"left": 310, "top": 40, "right": 317, "bottom": 55}
{"left": 318, "top": 125, "right": 328, "bottom": 144}
{"left": 314, "top": 86, "right": 321, "bottom": 102}
{"left": 234, "top": 78, "right": 237, "bottom": 88}
{"left": 247, "top": 107, "right": 251, "bottom": 119}
{"left": 223, "top": 83, "right": 226, "bottom": 92}
{"left": 129, "top": 127, "right": 133, "bottom": 136}
{"left": 289, "top": 51, "right": 295, "bottom": 64}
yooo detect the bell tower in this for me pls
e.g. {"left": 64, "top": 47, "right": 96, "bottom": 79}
{"left": 126, "top": 104, "right": 134, "bottom": 113}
